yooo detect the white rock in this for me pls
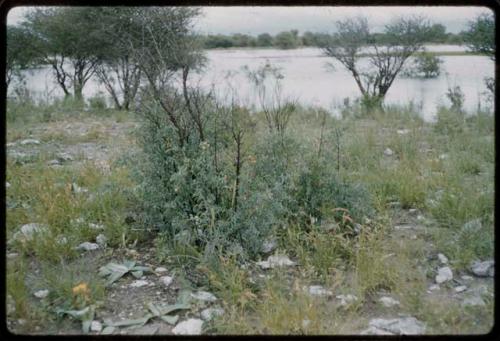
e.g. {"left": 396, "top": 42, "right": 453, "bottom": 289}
{"left": 454, "top": 286, "right": 467, "bottom": 293}
{"left": 90, "top": 320, "right": 103, "bottom": 332}
{"left": 172, "top": 318, "right": 204, "bottom": 335}
{"left": 47, "top": 159, "right": 61, "bottom": 166}
{"left": 13, "top": 223, "right": 48, "bottom": 242}
{"left": 367, "top": 317, "right": 426, "bottom": 335}
{"left": 408, "top": 208, "right": 418, "bottom": 214}
{"left": 302, "top": 319, "right": 311, "bottom": 329}
{"left": 77, "top": 242, "right": 100, "bottom": 251}
{"left": 428, "top": 284, "right": 440, "bottom": 292}
{"left": 56, "top": 152, "right": 73, "bottom": 162}
{"left": 397, "top": 129, "right": 410, "bottom": 135}
{"left": 461, "top": 275, "right": 473, "bottom": 281}
{"left": 438, "top": 153, "right": 449, "bottom": 160}
{"left": 435, "top": 267, "right": 453, "bottom": 284}
{"left": 379, "top": 296, "right": 400, "bottom": 307}
{"left": 470, "top": 260, "right": 494, "bottom": 277}
{"left": 72, "top": 183, "right": 88, "bottom": 194}
{"left": 160, "top": 276, "right": 173, "bottom": 287}
{"left": 384, "top": 148, "right": 394, "bottom": 156}
{"left": 308, "top": 285, "right": 333, "bottom": 297}
{"left": 256, "top": 255, "right": 296, "bottom": 269}
{"left": 6, "top": 142, "right": 16, "bottom": 147}
{"left": 129, "top": 280, "right": 149, "bottom": 288}
{"left": 360, "top": 326, "right": 395, "bottom": 335}
{"left": 34, "top": 289, "right": 49, "bottom": 299}
{"left": 6, "top": 181, "right": 11, "bottom": 188}
{"left": 437, "top": 253, "right": 448, "bottom": 264}
{"left": 155, "top": 267, "right": 168, "bottom": 273}
{"left": 88, "top": 223, "right": 104, "bottom": 230}
{"left": 191, "top": 291, "right": 217, "bottom": 302}
{"left": 20, "top": 139, "right": 40, "bottom": 145}
{"left": 200, "top": 308, "right": 224, "bottom": 321}
{"left": 96, "top": 234, "right": 107, "bottom": 246}
{"left": 261, "top": 239, "right": 277, "bottom": 254}
{"left": 336, "top": 294, "right": 358, "bottom": 306}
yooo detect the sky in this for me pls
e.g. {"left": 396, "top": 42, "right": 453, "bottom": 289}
{"left": 7, "top": 6, "right": 493, "bottom": 35}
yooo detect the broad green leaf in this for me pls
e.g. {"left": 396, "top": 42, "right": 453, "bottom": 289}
{"left": 177, "top": 289, "right": 192, "bottom": 305}
{"left": 101, "top": 326, "right": 115, "bottom": 335}
{"left": 61, "top": 307, "right": 90, "bottom": 318}
{"left": 160, "top": 315, "right": 179, "bottom": 325}
{"left": 131, "top": 271, "right": 143, "bottom": 279}
{"left": 123, "top": 260, "right": 136, "bottom": 269}
{"left": 147, "top": 303, "right": 161, "bottom": 316}
{"left": 82, "top": 319, "right": 91, "bottom": 333}
{"left": 159, "top": 303, "right": 190, "bottom": 315}
{"left": 106, "top": 314, "right": 152, "bottom": 327}
{"left": 132, "top": 266, "right": 151, "bottom": 272}
{"left": 106, "top": 271, "right": 125, "bottom": 286}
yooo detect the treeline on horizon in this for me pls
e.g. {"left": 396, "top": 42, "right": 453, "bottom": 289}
{"left": 201, "top": 24, "right": 465, "bottom": 49}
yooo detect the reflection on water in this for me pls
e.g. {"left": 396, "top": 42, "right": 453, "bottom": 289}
{"left": 15, "top": 47, "right": 494, "bottom": 121}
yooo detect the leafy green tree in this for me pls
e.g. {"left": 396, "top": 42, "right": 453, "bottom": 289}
{"left": 257, "top": 33, "right": 273, "bottom": 47}
{"left": 93, "top": 8, "right": 143, "bottom": 110}
{"left": 274, "top": 31, "right": 299, "bottom": 49}
{"left": 22, "top": 8, "right": 106, "bottom": 100}
{"left": 463, "top": 13, "right": 495, "bottom": 60}
{"left": 6, "top": 25, "right": 37, "bottom": 88}
{"left": 323, "top": 16, "right": 432, "bottom": 109}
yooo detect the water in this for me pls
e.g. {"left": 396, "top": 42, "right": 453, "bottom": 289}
{"left": 15, "top": 46, "right": 494, "bottom": 121}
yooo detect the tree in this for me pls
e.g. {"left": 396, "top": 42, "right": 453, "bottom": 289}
{"left": 93, "top": 8, "right": 143, "bottom": 110}
{"left": 274, "top": 31, "right": 299, "bottom": 49}
{"left": 6, "top": 25, "right": 37, "bottom": 88}
{"left": 323, "top": 16, "right": 431, "bottom": 109}
{"left": 463, "top": 13, "right": 495, "bottom": 60}
{"left": 257, "top": 33, "right": 273, "bottom": 47}
{"left": 22, "top": 8, "right": 105, "bottom": 100}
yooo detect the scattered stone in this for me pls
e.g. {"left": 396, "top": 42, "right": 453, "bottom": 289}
{"left": 7, "top": 252, "right": 19, "bottom": 259}
{"left": 365, "top": 317, "right": 426, "bottom": 335}
{"left": 438, "top": 153, "right": 449, "bottom": 160}
{"left": 12, "top": 223, "right": 48, "bottom": 242}
{"left": 160, "top": 276, "right": 173, "bottom": 287}
{"left": 56, "top": 152, "right": 73, "bottom": 163}
{"left": 360, "top": 326, "right": 394, "bottom": 335}
{"left": 57, "top": 236, "right": 68, "bottom": 245}
{"left": 172, "top": 318, "right": 204, "bottom": 335}
{"left": 408, "top": 208, "right": 418, "bottom": 214}
{"left": 34, "top": 289, "right": 49, "bottom": 299}
{"left": 6, "top": 142, "right": 16, "bottom": 147}
{"left": 463, "top": 219, "right": 482, "bottom": 231}
{"left": 89, "top": 223, "right": 104, "bottom": 230}
{"left": 437, "top": 253, "right": 448, "bottom": 265}
{"left": 454, "top": 286, "right": 467, "bottom": 293}
{"left": 129, "top": 280, "right": 149, "bottom": 288}
{"left": 307, "top": 285, "right": 333, "bottom": 297}
{"left": 191, "top": 291, "right": 217, "bottom": 302}
{"left": 336, "top": 294, "right": 358, "bottom": 306}
{"left": 397, "top": 129, "right": 410, "bottom": 135}
{"left": 20, "top": 139, "right": 41, "bottom": 145}
{"left": 394, "top": 224, "right": 421, "bottom": 230}
{"left": 6, "top": 181, "right": 11, "bottom": 188}
{"left": 200, "top": 308, "right": 225, "bottom": 321}
{"left": 461, "top": 275, "right": 473, "bottom": 281}
{"left": 302, "top": 319, "right": 311, "bottom": 329}
{"left": 417, "top": 215, "right": 425, "bottom": 221}
{"left": 256, "top": 255, "right": 296, "bottom": 269}
{"left": 71, "top": 183, "right": 89, "bottom": 194}
{"left": 470, "top": 260, "right": 494, "bottom": 277}
{"left": 462, "top": 296, "right": 486, "bottom": 307}
{"left": 17, "top": 319, "right": 27, "bottom": 326}
{"left": 96, "top": 234, "right": 107, "bottom": 246}
{"left": 384, "top": 148, "right": 394, "bottom": 156}
{"left": 76, "top": 242, "right": 100, "bottom": 251}
{"left": 379, "top": 296, "right": 400, "bottom": 307}
{"left": 47, "top": 159, "right": 61, "bottom": 166}
{"left": 428, "top": 284, "right": 440, "bottom": 292}
{"left": 435, "top": 266, "right": 453, "bottom": 284}
{"left": 261, "top": 238, "right": 277, "bottom": 254}
{"left": 90, "top": 320, "right": 103, "bottom": 333}
{"left": 155, "top": 267, "right": 168, "bottom": 273}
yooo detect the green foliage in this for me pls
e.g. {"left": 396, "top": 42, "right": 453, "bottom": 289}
{"left": 463, "top": 12, "right": 495, "bottom": 59}
{"left": 403, "top": 52, "right": 443, "bottom": 78}
{"left": 274, "top": 30, "right": 300, "bottom": 49}
{"left": 434, "top": 106, "right": 465, "bottom": 135}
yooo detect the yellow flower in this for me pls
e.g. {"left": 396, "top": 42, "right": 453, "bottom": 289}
{"left": 72, "top": 282, "right": 90, "bottom": 301}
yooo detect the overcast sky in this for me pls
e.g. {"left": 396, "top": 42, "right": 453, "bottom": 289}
{"left": 8, "top": 6, "right": 493, "bottom": 34}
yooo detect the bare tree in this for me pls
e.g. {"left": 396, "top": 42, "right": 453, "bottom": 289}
{"left": 323, "top": 16, "right": 431, "bottom": 109}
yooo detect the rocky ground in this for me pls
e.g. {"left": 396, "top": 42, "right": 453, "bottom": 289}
{"left": 6, "top": 114, "right": 494, "bottom": 335}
